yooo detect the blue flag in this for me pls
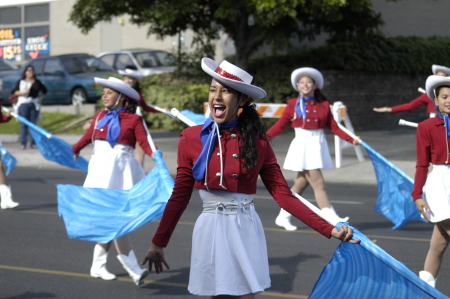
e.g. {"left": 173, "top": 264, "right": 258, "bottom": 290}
{"left": 309, "top": 225, "right": 448, "bottom": 299}
{"left": 16, "top": 115, "right": 88, "bottom": 173}
{"left": 0, "top": 147, "right": 16, "bottom": 176}
{"left": 180, "top": 109, "right": 209, "bottom": 125}
{"left": 361, "top": 141, "right": 426, "bottom": 229}
{"left": 57, "top": 150, "right": 173, "bottom": 243}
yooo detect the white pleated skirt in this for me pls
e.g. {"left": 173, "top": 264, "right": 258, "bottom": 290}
{"left": 83, "top": 140, "right": 145, "bottom": 190}
{"left": 283, "top": 128, "right": 334, "bottom": 171}
{"left": 423, "top": 164, "right": 450, "bottom": 223}
{"left": 188, "top": 189, "right": 270, "bottom": 296}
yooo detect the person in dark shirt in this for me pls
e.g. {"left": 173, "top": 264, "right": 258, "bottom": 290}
{"left": 11, "top": 65, "right": 47, "bottom": 149}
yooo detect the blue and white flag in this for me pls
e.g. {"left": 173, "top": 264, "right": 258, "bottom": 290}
{"left": 0, "top": 147, "right": 16, "bottom": 176}
{"left": 16, "top": 115, "right": 88, "bottom": 173}
{"left": 361, "top": 141, "right": 426, "bottom": 229}
{"left": 309, "top": 224, "right": 448, "bottom": 299}
{"left": 57, "top": 150, "right": 173, "bottom": 243}
{"left": 180, "top": 109, "right": 209, "bottom": 125}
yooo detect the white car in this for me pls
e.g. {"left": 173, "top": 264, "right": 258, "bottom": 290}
{"left": 97, "top": 49, "right": 177, "bottom": 77}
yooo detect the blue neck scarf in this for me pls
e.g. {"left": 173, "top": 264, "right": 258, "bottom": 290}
{"left": 192, "top": 118, "right": 239, "bottom": 182}
{"left": 295, "top": 95, "right": 315, "bottom": 119}
{"left": 438, "top": 111, "right": 450, "bottom": 138}
{"left": 96, "top": 107, "right": 125, "bottom": 147}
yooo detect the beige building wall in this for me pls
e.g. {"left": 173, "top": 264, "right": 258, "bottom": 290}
{"left": 49, "top": 0, "right": 186, "bottom": 57}
{"left": 372, "top": 0, "right": 450, "bottom": 37}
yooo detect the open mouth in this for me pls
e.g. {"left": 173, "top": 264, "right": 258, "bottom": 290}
{"left": 213, "top": 104, "right": 226, "bottom": 118}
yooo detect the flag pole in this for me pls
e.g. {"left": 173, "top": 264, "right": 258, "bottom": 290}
{"left": 140, "top": 118, "right": 157, "bottom": 153}
{"left": 170, "top": 107, "right": 338, "bottom": 225}
{"left": 2, "top": 106, "right": 52, "bottom": 139}
{"left": 399, "top": 119, "right": 418, "bottom": 128}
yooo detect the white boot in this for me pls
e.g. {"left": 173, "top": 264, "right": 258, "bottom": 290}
{"left": 90, "top": 244, "right": 116, "bottom": 280}
{"left": 0, "top": 185, "right": 19, "bottom": 209}
{"left": 275, "top": 208, "right": 297, "bottom": 231}
{"left": 321, "top": 207, "right": 349, "bottom": 224}
{"left": 419, "top": 270, "right": 436, "bottom": 288}
{"left": 117, "top": 250, "right": 148, "bottom": 286}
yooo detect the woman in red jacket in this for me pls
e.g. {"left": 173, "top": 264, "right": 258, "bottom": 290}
{"left": 373, "top": 64, "right": 450, "bottom": 118}
{"left": 141, "top": 58, "right": 358, "bottom": 298}
{"left": 413, "top": 75, "right": 450, "bottom": 288}
{"left": 73, "top": 77, "right": 154, "bottom": 286}
{"left": 0, "top": 108, "right": 19, "bottom": 209}
{"left": 119, "top": 68, "right": 168, "bottom": 166}
{"left": 266, "top": 68, "right": 359, "bottom": 231}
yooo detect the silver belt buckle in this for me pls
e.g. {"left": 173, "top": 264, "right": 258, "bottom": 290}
{"left": 217, "top": 202, "right": 226, "bottom": 211}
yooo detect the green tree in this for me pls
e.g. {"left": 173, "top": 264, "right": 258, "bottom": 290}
{"left": 69, "top": 0, "right": 382, "bottom": 69}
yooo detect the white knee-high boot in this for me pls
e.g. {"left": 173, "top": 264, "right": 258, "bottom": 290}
{"left": 419, "top": 270, "right": 436, "bottom": 288}
{"left": 0, "top": 185, "right": 19, "bottom": 209}
{"left": 321, "top": 206, "right": 349, "bottom": 223}
{"left": 275, "top": 208, "right": 297, "bottom": 231}
{"left": 117, "top": 250, "right": 148, "bottom": 286}
{"left": 90, "top": 244, "right": 116, "bottom": 280}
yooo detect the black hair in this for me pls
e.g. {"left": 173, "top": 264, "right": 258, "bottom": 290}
{"left": 238, "top": 98, "right": 267, "bottom": 170}
{"left": 314, "top": 89, "right": 327, "bottom": 102}
{"left": 124, "top": 98, "right": 137, "bottom": 114}
{"left": 435, "top": 85, "right": 450, "bottom": 98}
{"left": 21, "top": 65, "right": 36, "bottom": 80}
{"left": 133, "top": 81, "right": 141, "bottom": 92}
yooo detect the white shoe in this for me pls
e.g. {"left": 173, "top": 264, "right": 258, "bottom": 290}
{"left": 275, "top": 208, "right": 297, "bottom": 231}
{"left": 0, "top": 185, "right": 19, "bottom": 209}
{"left": 419, "top": 270, "right": 436, "bottom": 288}
{"left": 321, "top": 207, "right": 349, "bottom": 224}
{"left": 117, "top": 250, "right": 148, "bottom": 286}
{"left": 90, "top": 244, "right": 116, "bottom": 280}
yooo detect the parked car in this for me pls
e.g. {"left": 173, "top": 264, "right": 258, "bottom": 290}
{"left": 0, "top": 53, "right": 116, "bottom": 105}
{"left": 0, "top": 60, "right": 19, "bottom": 99}
{"left": 97, "top": 49, "right": 177, "bottom": 77}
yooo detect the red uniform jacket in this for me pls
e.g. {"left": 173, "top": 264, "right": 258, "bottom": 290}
{"left": 137, "top": 90, "right": 160, "bottom": 113}
{"left": 0, "top": 106, "right": 11, "bottom": 123}
{"left": 266, "top": 98, "right": 354, "bottom": 143}
{"left": 412, "top": 116, "right": 450, "bottom": 200}
{"left": 152, "top": 126, "right": 334, "bottom": 247}
{"left": 391, "top": 94, "right": 435, "bottom": 114}
{"left": 72, "top": 110, "right": 153, "bottom": 156}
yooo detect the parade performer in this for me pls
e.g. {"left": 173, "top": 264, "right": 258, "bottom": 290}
{"left": 11, "top": 65, "right": 47, "bottom": 149}
{"left": 72, "top": 77, "right": 154, "bottom": 286}
{"left": 266, "top": 67, "right": 359, "bottom": 231}
{"left": 119, "top": 68, "right": 168, "bottom": 166}
{"left": 0, "top": 108, "right": 18, "bottom": 209}
{"left": 373, "top": 64, "right": 450, "bottom": 118}
{"left": 413, "top": 75, "right": 450, "bottom": 288}
{"left": 142, "top": 58, "right": 358, "bottom": 298}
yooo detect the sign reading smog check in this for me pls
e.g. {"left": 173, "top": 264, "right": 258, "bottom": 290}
{"left": 25, "top": 30, "right": 50, "bottom": 60}
{"left": 0, "top": 28, "right": 22, "bottom": 62}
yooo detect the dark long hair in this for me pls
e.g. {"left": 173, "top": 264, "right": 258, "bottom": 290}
{"left": 314, "top": 89, "right": 327, "bottom": 102}
{"left": 21, "top": 65, "right": 36, "bottom": 80}
{"left": 238, "top": 101, "right": 267, "bottom": 170}
{"left": 124, "top": 98, "right": 137, "bottom": 114}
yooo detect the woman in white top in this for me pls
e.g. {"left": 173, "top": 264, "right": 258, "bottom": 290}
{"left": 11, "top": 65, "right": 47, "bottom": 149}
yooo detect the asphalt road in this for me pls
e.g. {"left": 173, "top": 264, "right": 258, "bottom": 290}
{"left": 1, "top": 167, "right": 448, "bottom": 299}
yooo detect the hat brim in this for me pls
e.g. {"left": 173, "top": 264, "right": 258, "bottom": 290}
{"left": 118, "top": 70, "right": 143, "bottom": 80}
{"left": 425, "top": 75, "right": 450, "bottom": 100}
{"left": 291, "top": 67, "right": 324, "bottom": 91}
{"left": 95, "top": 77, "right": 140, "bottom": 100}
{"left": 432, "top": 65, "right": 450, "bottom": 76}
{"left": 201, "top": 58, "right": 266, "bottom": 100}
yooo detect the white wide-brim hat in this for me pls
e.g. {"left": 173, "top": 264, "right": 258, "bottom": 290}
{"left": 432, "top": 64, "right": 450, "bottom": 76}
{"left": 290, "top": 67, "right": 323, "bottom": 91}
{"left": 201, "top": 58, "right": 266, "bottom": 100}
{"left": 119, "top": 69, "right": 143, "bottom": 80}
{"left": 425, "top": 75, "right": 450, "bottom": 100}
{"left": 94, "top": 77, "right": 139, "bottom": 100}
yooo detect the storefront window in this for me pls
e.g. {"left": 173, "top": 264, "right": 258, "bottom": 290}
{"left": 0, "top": 6, "right": 21, "bottom": 25}
{"left": 25, "top": 4, "right": 49, "bottom": 23}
